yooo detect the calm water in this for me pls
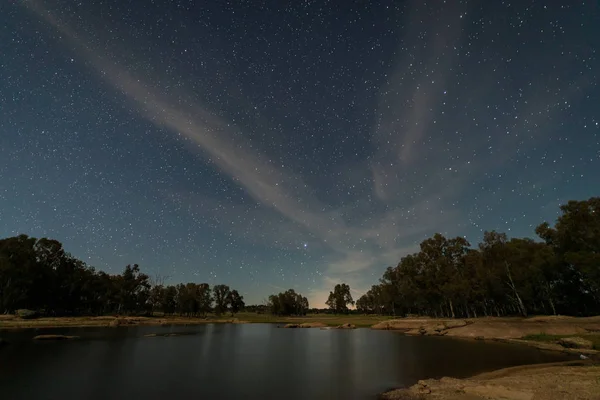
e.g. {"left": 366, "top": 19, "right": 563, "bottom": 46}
{"left": 0, "top": 324, "right": 571, "bottom": 399}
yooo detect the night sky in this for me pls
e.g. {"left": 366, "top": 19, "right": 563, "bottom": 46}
{"left": 1, "top": 1, "right": 598, "bottom": 306}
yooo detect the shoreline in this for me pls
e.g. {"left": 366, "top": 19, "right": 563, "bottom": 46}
{"left": 2, "top": 314, "right": 599, "bottom": 359}
{"left": 369, "top": 316, "right": 600, "bottom": 399}
{"left": 0, "top": 315, "right": 252, "bottom": 330}
{"left": 371, "top": 316, "right": 600, "bottom": 359}
{"left": 0, "top": 313, "right": 390, "bottom": 330}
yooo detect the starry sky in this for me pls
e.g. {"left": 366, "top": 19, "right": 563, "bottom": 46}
{"left": 1, "top": 0, "right": 599, "bottom": 306}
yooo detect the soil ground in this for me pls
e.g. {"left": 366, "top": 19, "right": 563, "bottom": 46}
{"left": 381, "top": 361, "right": 600, "bottom": 400}
{"left": 371, "top": 315, "right": 600, "bottom": 339}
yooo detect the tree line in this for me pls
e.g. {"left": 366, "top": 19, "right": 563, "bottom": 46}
{"left": 264, "top": 284, "right": 358, "bottom": 316}
{"left": 356, "top": 197, "right": 600, "bottom": 317}
{"left": 0, "top": 235, "right": 244, "bottom": 316}
{"left": 1, "top": 197, "right": 598, "bottom": 318}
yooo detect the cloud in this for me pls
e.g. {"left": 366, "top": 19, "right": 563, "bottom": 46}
{"left": 371, "top": 164, "right": 389, "bottom": 201}
{"left": 24, "top": 0, "right": 466, "bottom": 307}
{"left": 371, "top": 1, "right": 466, "bottom": 166}
{"left": 24, "top": 1, "right": 333, "bottom": 231}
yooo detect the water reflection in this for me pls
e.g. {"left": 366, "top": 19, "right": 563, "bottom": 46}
{"left": 0, "top": 324, "right": 572, "bottom": 400}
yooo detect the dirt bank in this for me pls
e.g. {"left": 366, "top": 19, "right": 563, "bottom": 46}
{"left": 381, "top": 360, "right": 600, "bottom": 400}
{"left": 372, "top": 316, "right": 600, "bottom": 354}
{"left": 372, "top": 316, "right": 600, "bottom": 338}
{"left": 376, "top": 317, "right": 600, "bottom": 399}
{"left": 0, "top": 315, "right": 249, "bottom": 330}
{"left": 446, "top": 316, "right": 600, "bottom": 339}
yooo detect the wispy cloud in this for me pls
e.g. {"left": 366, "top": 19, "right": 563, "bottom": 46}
{"left": 372, "top": 1, "right": 467, "bottom": 166}
{"left": 24, "top": 0, "right": 465, "bottom": 307}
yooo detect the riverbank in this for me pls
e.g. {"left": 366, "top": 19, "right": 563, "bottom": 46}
{"left": 371, "top": 315, "right": 600, "bottom": 357}
{"left": 372, "top": 316, "right": 600, "bottom": 399}
{"left": 2, "top": 314, "right": 600, "bottom": 338}
{"left": 0, "top": 312, "right": 393, "bottom": 330}
{"left": 0, "top": 314, "right": 250, "bottom": 329}
{"left": 2, "top": 314, "right": 600, "bottom": 354}
{"left": 372, "top": 315, "right": 600, "bottom": 338}
{"left": 381, "top": 360, "right": 600, "bottom": 400}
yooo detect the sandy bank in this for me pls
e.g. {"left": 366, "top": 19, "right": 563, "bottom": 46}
{"left": 376, "top": 316, "right": 600, "bottom": 398}
{"left": 381, "top": 360, "right": 600, "bottom": 400}
{"left": 372, "top": 316, "right": 600, "bottom": 354}
{"left": 372, "top": 316, "right": 600, "bottom": 337}
{"left": 446, "top": 316, "right": 600, "bottom": 339}
{"left": 0, "top": 315, "right": 249, "bottom": 330}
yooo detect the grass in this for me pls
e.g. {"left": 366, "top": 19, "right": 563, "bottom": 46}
{"left": 0, "top": 315, "right": 212, "bottom": 330}
{"left": 522, "top": 333, "right": 600, "bottom": 350}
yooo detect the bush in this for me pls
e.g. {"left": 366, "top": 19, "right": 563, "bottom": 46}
{"left": 16, "top": 309, "right": 39, "bottom": 319}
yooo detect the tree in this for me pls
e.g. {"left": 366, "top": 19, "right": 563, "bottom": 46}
{"left": 161, "top": 285, "right": 177, "bottom": 315}
{"left": 147, "top": 273, "right": 171, "bottom": 315}
{"left": 479, "top": 232, "right": 528, "bottom": 317}
{"left": 267, "top": 289, "right": 309, "bottom": 316}
{"left": 197, "top": 283, "right": 213, "bottom": 316}
{"left": 228, "top": 290, "right": 245, "bottom": 316}
{"left": 116, "top": 264, "right": 150, "bottom": 315}
{"left": 148, "top": 285, "right": 164, "bottom": 315}
{"left": 0, "top": 235, "right": 38, "bottom": 313}
{"left": 357, "top": 284, "right": 385, "bottom": 314}
{"left": 536, "top": 197, "right": 600, "bottom": 313}
{"left": 175, "top": 283, "right": 213, "bottom": 316}
{"left": 212, "top": 284, "right": 231, "bottom": 315}
{"left": 326, "top": 283, "right": 354, "bottom": 314}
{"left": 356, "top": 293, "right": 371, "bottom": 313}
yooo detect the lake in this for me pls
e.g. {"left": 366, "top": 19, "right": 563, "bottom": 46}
{"left": 0, "top": 323, "right": 572, "bottom": 399}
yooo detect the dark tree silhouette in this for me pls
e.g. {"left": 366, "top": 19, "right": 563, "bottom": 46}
{"left": 356, "top": 197, "right": 600, "bottom": 318}
{"left": 228, "top": 290, "right": 245, "bottom": 316}
{"left": 1, "top": 197, "right": 598, "bottom": 318}
{"left": 267, "top": 289, "right": 309, "bottom": 316}
{"left": 212, "top": 284, "right": 231, "bottom": 316}
{"left": 326, "top": 284, "right": 354, "bottom": 314}
{"left": 0, "top": 235, "right": 242, "bottom": 317}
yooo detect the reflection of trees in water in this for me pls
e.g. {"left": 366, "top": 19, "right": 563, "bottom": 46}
{"left": 268, "top": 326, "right": 312, "bottom": 398}
{"left": 2, "top": 326, "right": 571, "bottom": 399}
{"left": 89, "top": 338, "right": 134, "bottom": 398}
{"left": 332, "top": 330, "right": 354, "bottom": 396}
